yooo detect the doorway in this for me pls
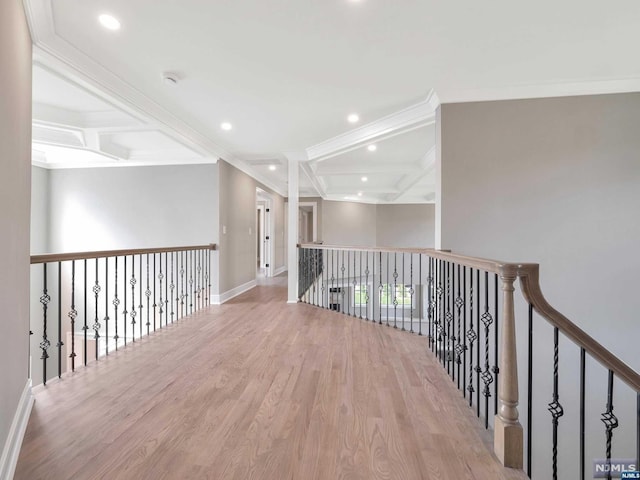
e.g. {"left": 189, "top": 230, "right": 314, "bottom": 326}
{"left": 256, "top": 188, "right": 274, "bottom": 278}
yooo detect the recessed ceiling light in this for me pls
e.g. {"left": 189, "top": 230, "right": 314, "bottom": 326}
{"left": 358, "top": 191, "right": 363, "bottom": 196}
{"left": 98, "top": 14, "right": 121, "bottom": 31}
{"left": 347, "top": 113, "right": 360, "bottom": 124}
{"left": 268, "top": 165, "right": 276, "bottom": 171}
{"left": 361, "top": 176, "right": 368, "bottom": 182}
{"left": 220, "top": 122, "right": 233, "bottom": 131}
{"left": 367, "top": 144, "right": 377, "bottom": 152}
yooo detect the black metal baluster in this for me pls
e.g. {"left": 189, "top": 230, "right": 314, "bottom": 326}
{"left": 189, "top": 250, "right": 194, "bottom": 314}
{"left": 123, "top": 256, "right": 127, "bottom": 347}
{"left": 438, "top": 260, "right": 445, "bottom": 364}
{"left": 528, "top": 304, "right": 534, "bottom": 478}
{"left": 402, "top": 253, "right": 406, "bottom": 331}
{"left": 153, "top": 253, "right": 157, "bottom": 330}
{"left": 207, "top": 248, "right": 211, "bottom": 306}
{"left": 601, "top": 370, "right": 619, "bottom": 480}
{"left": 548, "top": 326, "right": 564, "bottom": 480}
{"left": 69, "top": 261, "right": 77, "bottom": 371}
{"left": 40, "top": 264, "right": 51, "bottom": 385}
{"left": 579, "top": 347, "right": 585, "bottom": 480}
{"left": 378, "top": 252, "right": 383, "bottom": 325}
{"left": 139, "top": 255, "right": 143, "bottom": 337}
{"left": 352, "top": 250, "right": 357, "bottom": 318}
{"left": 130, "top": 256, "right": 137, "bottom": 342}
{"left": 93, "top": 258, "right": 101, "bottom": 361}
{"left": 476, "top": 269, "right": 481, "bottom": 417}
{"left": 341, "top": 250, "right": 345, "bottom": 313}
{"left": 104, "top": 258, "right": 109, "bottom": 356}
{"left": 462, "top": 266, "right": 467, "bottom": 397}
{"left": 159, "top": 254, "right": 164, "bottom": 328}
{"left": 83, "top": 259, "right": 88, "bottom": 365}
{"left": 409, "top": 254, "right": 414, "bottom": 333}
{"left": 145, "top": 254, "right": 151, "bottom": 335}
{"left": 170, "top": 252, "right": 175, "bottom": 323}
{"left": 113, "top": 256, "right": 120, "bottom": 351}
{"left": 418, "top": 254, "right": 422, "bottom": 336}
{"left": 446, "top": 262, "right": 452, "bottom": 374}
{"left": 494, "top": 273, "right": 499, "bottom": 414}
{"left": 196, "top": 249, "right": 201, "bottom": 311}
{"left": 481, "top": 271, "right": 494, "bottom": 428}
{"left": 346, "top": 250, "right": 350, "bottom": 316}
{"left": 180, "top": 251, "right": 185, "bottom": 319}
{"left": 393, "top": 253, "right": 398, "bottom": 328}
{"left": 386, "top": 252, "right": 389, "bottom": 326}
{"left": 467, "top": 268, "right": 476, "bottom": 407}
{"left": 428, "top": 257, "right": 433, "bottom": 349}
{"left": 57, "top": 261, "right": 62, "bottom": 378}
{"left": 358, "top": 251, "right": 362, "bottom": 319}
{"left": 455, "top": 264, "right": 464, "bottom": 389}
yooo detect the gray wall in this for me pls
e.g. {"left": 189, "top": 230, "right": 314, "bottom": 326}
{"left": 48, "top": 164, "right": 218, "bottom": 253}
{"left": 376, "top": 204, "right": 435, "bottom": 248}
{"left": 438, "top": 93, "right": 640, "bottom": 477}
{"left": 218, "top": 160, "right": 286, "bottom": 292}
{"left": 0, "top": 0, "right": 32, "bottom": 471}
{"left": 439, "top": 93, "right": 640, "bottom": 365}
{"left": 321, "top": 200, "right": 435, "bottom": 248}
{"left": 31, "top": 166, "right": 50, "bottom": 254}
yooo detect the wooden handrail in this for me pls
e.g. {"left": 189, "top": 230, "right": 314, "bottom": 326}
{"left": 298, "top": 243, "right": 640, "bottom": 392}
{"left": 31, "top": 243, "right": 217, "bottom": 265}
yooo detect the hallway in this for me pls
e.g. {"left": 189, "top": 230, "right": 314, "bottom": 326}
{"left": 15, "top": 281, "right": 526, "bottom": 479}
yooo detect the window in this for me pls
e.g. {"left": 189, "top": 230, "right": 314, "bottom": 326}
{"left": 354, "top": 284, "right": 369, "bottom": 306}
{"left": 379, "top": 283, "right": 413, "bottom": 307}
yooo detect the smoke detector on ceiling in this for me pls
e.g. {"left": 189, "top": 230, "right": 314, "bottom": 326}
{"left": 162, "top": 72, "right": 180, "bottom": 86}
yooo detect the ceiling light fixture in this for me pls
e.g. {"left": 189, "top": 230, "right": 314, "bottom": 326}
{"left": 358, "top": 192, "right": 363, "bottom": 196}
{"left": 162, "top": 72, "right": 179, "bottom": 86}
{"left": 220, "top": 122, "right": 233, "bottom": 131}
{"left": 269, "top": 165, "right": 276, "bottom": 171}
{"left": 361, "top": 176, "right": 368, "bottom": 182}
{"left": 347, "top": 113, "right": 360, "bottom": 124}
{"left": 367, "top": 144, "right": 377, "bottom": 152}
{"left": 98, "top": 14, "right": 121, "bottom": 30}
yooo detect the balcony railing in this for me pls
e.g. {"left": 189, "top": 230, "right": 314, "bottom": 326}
{"left": 30, "top": 244, "right": 216, "bottom": 386}
{"left": 298, "top": 243, "right": 640, "bottom": 480}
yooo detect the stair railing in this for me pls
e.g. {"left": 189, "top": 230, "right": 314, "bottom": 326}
{"left": 298, "top": 243, "right": 640, "bottom": 479}
{"left": 30, "top": 243, "right": 216, "bottom": 386}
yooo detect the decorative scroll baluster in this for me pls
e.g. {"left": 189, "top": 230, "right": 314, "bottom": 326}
{"left": 139, "top": 256, "right": 143, "bottom": 337}
{"left": 446, "top": 262, "right": 452, "bottom": 374}
{"left": 481, "top": 271, "right": 494, "bottom": 428}
{"left": 40, "top": 264, "right": 51, "bottom": 385}
{"left": 189, "top": 250, "right": 194, "bottom": 314}
{"left": 68, "top": 261, "right": 77, "bottom": 371}
{"left": 130, "top": 257, "right": 137, "bottom": 342}
{"left": 418, "top": 254, "right": 423, "bottom": 336}
{"left": 428, "top": 257, "right": 434, "bottom": 348}
{"left": 352, "top": 250, "right": 357, "bottom": 318}
{"left": 378, "top": 252, "right": 383, "bottom": 325}
{"left": 548, "top": 326, "right": 564, "bottom": 480}
{"left": 455, "top": 265, "right": 464, "bottom": 389}
{"left": 145, "top": 254, "right": 151, "bottom": 335}
{"left": 475, "top": 269, "right": 481, "bottom": 416}
{"left": 158, "top": 254, "right": 164, "bottom": 328}
{"left": 152, "top": 254, "right": 157, "bottom": 331}
{"left": 83, "top": 260, "right": 88, "bottom": 365}
{"left": 170, "top": 252, "right": 175, "bottom": 323}
{"left": 123, "top": 256, "right": 128, "bottom": 347}
{"left": 401, "top": 253, "right": 406, "bottom": 331}
{"left": 341, "top": 251, "right": 345, "bottom": 313}
{"left": 392, "top": 253, "right": 398, "bottom": 328}
{"left": 467, "top": 268, "right": 476, "bottom": 407}
{"left": 57, "top": 262, "right": 63, "bottom": 378}
{"left": 437, "top": 260, "right": 444, "bottom": 363}
{"left": 493, "top": 273, "right": 499, "bottom": 414}
{"left": 601, "top": 370, "right": 619, "bottom": 480}
{"left": 409, "top": 254, "right": 414, "bottom": 333}
{"left": 93, "top": 258, "right": 101, "bottom": 361}
{"left": 386, "top": 253, "right": 390, "bottom": 326}
{"left": 462, "top": 266, "right": 467, "bottom": 396}
{"left": 113, "top": 257, "right": 120, "bottom": 350}
{"left": 104, "top": 258, "right": 109, "bottom": 356}
{"left": 179, "top": 252, "right": 185, "bottom": 319}
{"left": 196, "top": 249, "right": 201, "bottom": 311}
{"left": 365, "top": 252, "right": 370, "bottom": 321}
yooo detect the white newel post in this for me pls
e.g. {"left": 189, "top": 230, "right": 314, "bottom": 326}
{"left": 286, "top": 155, "right": 300, "bottom": 303}
{"left": 494, "top": 270, "right": 524, "bottom": 468}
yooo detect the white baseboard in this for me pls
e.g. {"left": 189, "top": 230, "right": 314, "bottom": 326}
{"left": 211, "top": 279, "right": 257, "bottom": 305}
{"left": 273, "top": 266, "right": 287, "bottom": 276}
{"left": 0, "top": 379, "right": 34, "bottom": 480}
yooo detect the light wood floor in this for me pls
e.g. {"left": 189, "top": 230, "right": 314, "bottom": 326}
{"left": 15, "top": 281, "right": 527, "bottom": 480}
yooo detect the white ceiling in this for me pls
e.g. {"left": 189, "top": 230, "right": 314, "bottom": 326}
{"left": 25, "top": 0, "right": 640, "bottom": 202}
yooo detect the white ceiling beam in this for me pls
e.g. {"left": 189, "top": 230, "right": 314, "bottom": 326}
{"left": 306, "top": 90, "right": 438, "bottom": 163}
{"left": 300, "top": 162, "right": 325, "bottom": 197}
{"left": 388, "top": 147, "right": 436, "bottom": 202}
{"left": 314, "top": 163, "right": 422, "bottom": 177}
{"left": 326, "top": 186, "right": 401, "bottom": 195}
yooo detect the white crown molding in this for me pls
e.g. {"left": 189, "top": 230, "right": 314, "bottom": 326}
{"left": 300, "top": 162, "right": 324, "bottom": 197}
{"left": 306, "top": 90, "right": 438, "bottom": 163}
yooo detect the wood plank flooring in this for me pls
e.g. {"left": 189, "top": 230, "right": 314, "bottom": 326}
{"left": 15, "top": 282, "right": 527, "bottom": 480}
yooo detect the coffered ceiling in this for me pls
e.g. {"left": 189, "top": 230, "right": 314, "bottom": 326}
{"left": 25, "top": 0, "right": 640, "bottom": 202}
